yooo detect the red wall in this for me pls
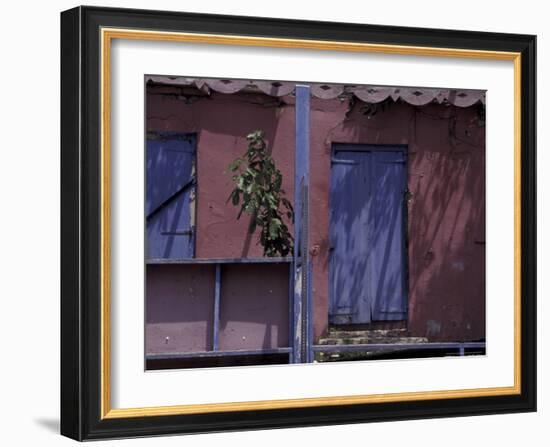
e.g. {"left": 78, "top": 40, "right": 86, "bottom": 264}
{"left": 146, "top": 85, "right": 485, "bottom": 345}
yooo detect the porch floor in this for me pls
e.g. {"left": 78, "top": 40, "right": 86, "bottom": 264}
{"left": 314, "top": 327, "right": 485, "bottom": 362}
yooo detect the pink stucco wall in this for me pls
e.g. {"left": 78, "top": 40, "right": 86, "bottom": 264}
{"left": 146, "top": 84, "right": 485, "bottom": 345}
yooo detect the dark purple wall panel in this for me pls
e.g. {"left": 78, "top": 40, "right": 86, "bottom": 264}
{"left": 146, "top": 263, "right": 289, "bottom": 354}
{"left": 146, "top": 264, "right": 215, "bottom": 353}
{"left": 219, "top": 264, "right": 289, "bottom": 350}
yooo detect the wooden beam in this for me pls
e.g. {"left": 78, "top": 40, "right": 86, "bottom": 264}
{"left": 306, "top": 259, "right": 314, "bottom": 362}
{"left": 212, "top": 264, "right": 221, "bottom": 351}
{"left": 288, "top": 261, "right": 295, "bottom": 363}
{"left": 293, "top": 85, "right": 311, "bottom": 364}
{"left": 313, "top": 342, "right": 486, "bottom": 352}
{"left": 146, "top": 347, "right": 293, "bottom": 361}
{"left": 147, "top": 257, "right": 292, "bottom": 265}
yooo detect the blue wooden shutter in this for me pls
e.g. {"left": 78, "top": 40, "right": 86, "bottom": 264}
{"left": 329, "top": 145, "right": 407, "bottom": 325}
{"left": 370, "top": 150, "right": 407, "bottom": 321}
{"left": 146, "top": 133, "right": 196, "bottom": 259}
{"left": 329, "top": 150, "right": 374, "bottom": 324}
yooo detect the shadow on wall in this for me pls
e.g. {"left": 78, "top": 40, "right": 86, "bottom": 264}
{"left": 317, "top": 101, "right": 485, "bottom": 342}
{"left": 406, "top": 106, "right": 486, "bottom": 341}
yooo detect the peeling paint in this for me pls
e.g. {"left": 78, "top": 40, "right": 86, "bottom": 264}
{"left": 426, "top": 320, "right": 442, "bottom": 337}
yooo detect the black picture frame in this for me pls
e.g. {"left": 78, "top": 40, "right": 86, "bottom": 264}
{"left": 61, "top": 5, "right": 536, "bottom": 441}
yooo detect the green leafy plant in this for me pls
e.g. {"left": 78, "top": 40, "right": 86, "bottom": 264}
{"left": 227, "top": 130, "right": 294, "bottom": 257}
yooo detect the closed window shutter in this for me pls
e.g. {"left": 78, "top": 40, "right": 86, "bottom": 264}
{"left": 146, "top": 133, "right": 196, "bottom": 259}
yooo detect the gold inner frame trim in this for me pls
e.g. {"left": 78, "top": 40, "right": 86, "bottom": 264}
{"left": 100, "top": 27, "right": 522, "bottom": 419}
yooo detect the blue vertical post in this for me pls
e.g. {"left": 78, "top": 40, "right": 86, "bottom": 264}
{"left": 213, "top": 264, "right": 221, "bottom": 351}
{"left": 306, "top": 259, "right": 314, "bottom": 362}
{"left": 288, "top": 261, "right": 295, "bottom": 363}
{"left": 293, "top": 85, "right": 311, "bottom": 363}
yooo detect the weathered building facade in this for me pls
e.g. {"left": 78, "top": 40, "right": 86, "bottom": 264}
{"left": 145, "top": 77, "right": 486, "bottom": 366}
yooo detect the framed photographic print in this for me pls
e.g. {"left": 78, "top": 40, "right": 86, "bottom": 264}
{"left": 60, "top": 6, "right": 536, "bottom": 441}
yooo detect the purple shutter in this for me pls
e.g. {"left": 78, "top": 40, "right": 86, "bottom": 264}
{"left": 370, "top": 150, "right": 408, "bottom": 321}
{"left": 146, "top": 133, "right": 196, "bottom": 259}
{"left": 329, "top": 145, "right": 407, "bottom": 325}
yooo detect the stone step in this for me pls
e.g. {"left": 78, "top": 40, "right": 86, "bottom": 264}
{"left": 317, "top": 336, "right": 428, "bottom": 346}
{"left": 326, "top": 328, "right": 408, "bottom": 339}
